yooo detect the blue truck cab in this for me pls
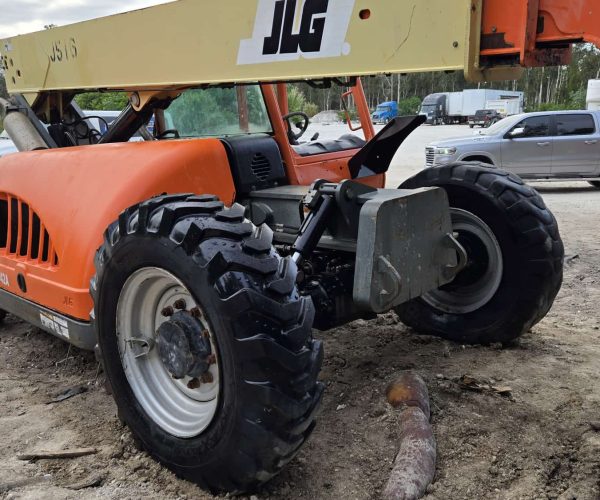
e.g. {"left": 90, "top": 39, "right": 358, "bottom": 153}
{"left": 371, "top": 101, "right": 398, "bottom": 124}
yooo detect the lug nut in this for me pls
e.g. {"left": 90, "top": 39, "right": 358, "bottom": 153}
{"left": 187, "top": 377, "right": 201, "bottom": 389}
{"left": 207, "top": 354, "right": 217, "bottom": 365}
{"left": 190, "top": 307, "right": 202, "bottom": 319}
{"left": 173, "top": 299, "right": 187, "bottom": 310}
{"left": 202, "top": 330, "right": 210, "bottom": 339}
{"left": 201, "top": 372, "right": 214, "bottom": 384}
{"left": 161, "top": 306, "right": 174, "bottom": 317}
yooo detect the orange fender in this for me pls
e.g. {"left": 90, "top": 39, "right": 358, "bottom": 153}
{"left": 0, "top": 139, "right": 235, "bottom": 320}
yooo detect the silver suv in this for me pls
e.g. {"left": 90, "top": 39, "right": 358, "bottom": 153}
{"left": 426, "top": 111, "right": 600, "bottom": 185}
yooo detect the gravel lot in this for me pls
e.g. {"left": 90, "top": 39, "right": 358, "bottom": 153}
{"left": 0, "top": 123, "right": 598, "bottom": 500}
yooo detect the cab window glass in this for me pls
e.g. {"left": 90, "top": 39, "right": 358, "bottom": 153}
{"left": 556, "top": 114, "right": 595, "bottom": 136}
{"left": 513, "top": 116, "right": 550, "bottom": 138}
{"left": 164, "top": 86, "right": 272, "bottom": 138}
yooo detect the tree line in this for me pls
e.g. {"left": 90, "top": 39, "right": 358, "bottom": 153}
{"left": 294, "top": 44, "right": 600, "bottom": 115}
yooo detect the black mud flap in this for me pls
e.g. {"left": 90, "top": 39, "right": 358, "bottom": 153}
{"left": 348, "top": 115, "right": 426, "bottom": 179}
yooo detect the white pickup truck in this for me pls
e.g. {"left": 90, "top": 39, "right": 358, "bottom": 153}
{"left": 426, "top": 110, "right": 600, "bottom": 187}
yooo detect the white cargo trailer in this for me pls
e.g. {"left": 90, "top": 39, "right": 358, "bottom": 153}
{"left": 447, "top": 92, "right": 464, "bottom": 116}
{"left": 587, "top": 80, "right": 600, "bottom": 110}
{"left": 484, "top": 98, "right": 522, "bottom": 116}
{"left": 462, "top": 89, "right": 523, "bottom": 116}
{"left": 420, "top": 89, "right": 523, "bottom": 124}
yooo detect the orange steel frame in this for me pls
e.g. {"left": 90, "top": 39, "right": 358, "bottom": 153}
{"left": 263, "top": 79, "right": 382, "bottom": 189}
{"left": 480, "top": 0, "right": 600, "bottom": 68}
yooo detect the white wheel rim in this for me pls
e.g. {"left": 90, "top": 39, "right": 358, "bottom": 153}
{"left": 422, "top": 208, "right": 504, "bottom": 314}
{"left": 116, "top": 267, "right": 220, "bottom": 438}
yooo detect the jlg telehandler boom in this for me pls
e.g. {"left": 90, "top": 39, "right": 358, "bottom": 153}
{"left": 0, "top": 0, "right": 594, "bottom": 492}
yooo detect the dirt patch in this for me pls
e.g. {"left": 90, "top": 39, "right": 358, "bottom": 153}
{"left": 1, "top": 184, "right": 599, "bottom": 500}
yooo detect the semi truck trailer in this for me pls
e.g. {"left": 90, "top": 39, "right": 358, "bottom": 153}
{"left": 420, "top": 89, "right": 523, "bottom": 124}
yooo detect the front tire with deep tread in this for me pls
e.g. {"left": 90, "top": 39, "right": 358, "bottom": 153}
{"left": 91, "top": 194, "right": 323, "bottom": 493}
{"left": 396, "top": 162, "right": 564, "bottom": 344}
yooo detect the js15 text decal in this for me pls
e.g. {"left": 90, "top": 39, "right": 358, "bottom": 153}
{"left": 48, "top": 37, "right": 78, "bottom": 64}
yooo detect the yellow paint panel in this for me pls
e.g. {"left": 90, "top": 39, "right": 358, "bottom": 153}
{"left": 1, "top": 0, "right": 474, "bottom": 95}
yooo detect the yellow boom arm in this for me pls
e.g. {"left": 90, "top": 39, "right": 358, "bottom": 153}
{"left": 4, "top": 0, "right": 600, "bottom": 115}
{"left": 1, "top": 0, "right": 487, "bottom": 107}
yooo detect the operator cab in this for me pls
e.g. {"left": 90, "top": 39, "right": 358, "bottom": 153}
{"left": 160, "top": 84, "right": 367, "bottom": 154}
{"left": 157, "top": 83, "right": 371, "bottom": 192}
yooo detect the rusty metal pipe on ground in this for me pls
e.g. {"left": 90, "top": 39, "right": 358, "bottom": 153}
{"left": 383, "top": 372, "right": 436, "bottom": 500}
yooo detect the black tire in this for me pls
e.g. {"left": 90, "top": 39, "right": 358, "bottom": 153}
{"left": 588, "top": 181, "right": 600, "bottom": 188}
{"left": 396, "top": 162, "right": 563, "bottom": 344}
{"left": 0, "top": 309, "right": 7, "bottom": 323}
{"left": 469, "top": 124, "right": 474, "bottom": 128}
{"left": 91, "top": 194, "right": 323, "bottom": 493}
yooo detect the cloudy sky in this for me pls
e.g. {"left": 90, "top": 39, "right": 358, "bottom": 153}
{"left": 0, "top": 0, "right": 172, "bottom": 39}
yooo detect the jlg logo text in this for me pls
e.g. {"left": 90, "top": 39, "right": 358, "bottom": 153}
{"left": 238, "top": 0, "right": 355, "bottom": 65}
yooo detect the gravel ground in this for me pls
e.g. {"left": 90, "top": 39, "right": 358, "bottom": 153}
{"left": 0, "top": 124, "right": 599, "bottom": 500}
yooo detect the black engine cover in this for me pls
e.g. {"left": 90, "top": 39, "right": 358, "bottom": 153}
{"left": 221, "top": 134, "right": 287, "bottom": 194}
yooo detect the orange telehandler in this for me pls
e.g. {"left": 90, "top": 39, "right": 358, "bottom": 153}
{"left": 0, "top": 0, "right": 596, "bottom": 492}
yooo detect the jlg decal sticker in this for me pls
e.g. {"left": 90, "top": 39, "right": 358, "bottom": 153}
{"left": 0, "top": 273, "right": 9, "bottom": 287}
{"left": 238, "top": 0, "right": 356, "bottom": 65}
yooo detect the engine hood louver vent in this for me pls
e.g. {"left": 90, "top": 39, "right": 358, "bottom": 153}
{"left": 0, "top": 194, "right": 59, "bottom": 266}
{"left": 250, "top": 153, "right": 272, "bottom": 181}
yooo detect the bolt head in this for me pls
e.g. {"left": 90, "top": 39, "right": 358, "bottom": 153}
{"left": 161, "top": 306, "right": 174, "bottom": 317}
{"left": 187, "top": 378, "right": 201, "bottom": 390}
{"left": 173, "top": 299, "right": 187, "bottom": 310}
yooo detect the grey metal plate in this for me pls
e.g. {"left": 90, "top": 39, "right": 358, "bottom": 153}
{"left": 0, "top": 287, "right": 95, "bottom": 350}
{"left": 353, "top": 187, "right": 455, "bottom": 313}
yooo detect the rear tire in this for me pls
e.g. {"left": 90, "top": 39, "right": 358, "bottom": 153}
{"left": 396, "top": 162, "right": 563, "bottom": 344}
{"left": 92, "top": 194, "right": 323, "bottom": 493}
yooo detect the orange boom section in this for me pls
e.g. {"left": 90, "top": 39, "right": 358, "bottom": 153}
{"left": 480, "top": 0, "right": 600, "bottom": 68}
{"left": 0, "top": 139, "right": 235, "bottom": 320}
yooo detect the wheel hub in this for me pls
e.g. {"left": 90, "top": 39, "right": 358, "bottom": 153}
{"left": 116, "top": 267, "right": 220, "bottom": 438}
{"left": 422, "top": 208, "right": 503, "bottom": 314}
{"left": 157, "top": 311, "right": 212, "bottom": 380}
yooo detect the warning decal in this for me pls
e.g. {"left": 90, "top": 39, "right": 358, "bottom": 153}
{"left": 40, "top": 312, "right": 70, "bottom": 339}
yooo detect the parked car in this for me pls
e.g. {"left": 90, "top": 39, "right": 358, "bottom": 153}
{"left": 468, "top": 109, "right": 502, "bottom": 128}
{"left": 426, "top": 110, "right": 600, "bottom": 186}
{"left": 0, "top": 111, "right": 147, "bottom": 158}
{"left": 0, "top": 130, "right": 16, "bottom": 158}
{"left": 371, "top": 101, "right": 398, "bottom": 124}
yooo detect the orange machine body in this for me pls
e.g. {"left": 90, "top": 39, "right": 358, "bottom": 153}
{"left": 0, "top": 80, "right": 383, "bottom": 324}
{"left": 0, "top": 139, "right": 235, "bottom": 320}
{"left": 11, "top": 0, "right": 600, "bottom": 325}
